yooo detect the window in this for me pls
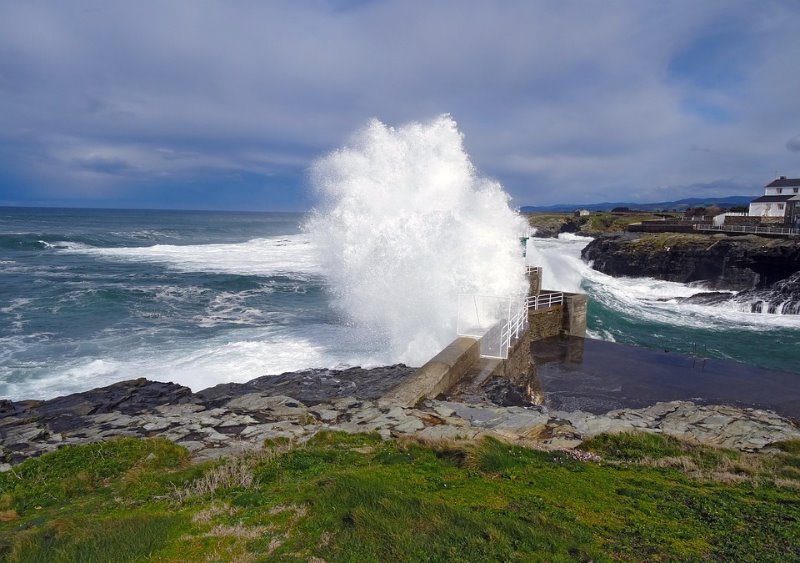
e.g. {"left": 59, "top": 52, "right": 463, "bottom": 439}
{"left": 777, "top": 188, "right": 783, "bottom": 194}
{"left": 778, "top": 203, "right": 785, "bottom": 210}
{"left": 794, "top": 188, "right": 799, "bottom": 193}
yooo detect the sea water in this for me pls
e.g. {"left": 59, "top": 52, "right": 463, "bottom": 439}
{"left": 2, "top": 115, "right": 799, "bottom": 400}
{"left": 0, "top": 207, "right": 395, "bottom": 400}
{"left": 3, "top": 210, "right": 799, "bottom": 401}
{"left": 305, "top": 116, "right": 528, "bottom": 365}
{"left": 1, "top": 116, "right": 530, "bottom": 400}
{"left": 528, "top": 234, "right": 800, "bottom": 374}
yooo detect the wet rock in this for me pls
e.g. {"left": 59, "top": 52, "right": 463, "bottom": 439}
{"left": 197, "top": 365, "right": 415, "bottom": 407}
{"left": 3, "top": 372, "right": 799, "bottom": 466}
{"left": 733, "top": 271, "right": 800, "bottom": 314}
{"left": 582, "top": 233, "right": 800, "bottom": 291}
{"left": 678, "top": 291, "right": 736, "bottom": 306}
{"left": 484, "top": 378, "right": 534, "bottom": 407}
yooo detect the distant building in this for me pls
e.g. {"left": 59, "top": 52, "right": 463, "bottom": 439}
{"left": 749, "top": 176, "right": 800, "bottom": 227}
{"left": 574, "top": 209, "right": 591, "bottom": 217}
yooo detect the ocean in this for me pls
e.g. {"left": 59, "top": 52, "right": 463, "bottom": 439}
{"left": 529, "top": 234, "right": 800, "bottom": 374}
{"left": 0, "top": 207, "right": 394, "bottom": 400}
{"left": 2, "top": 207, "right": 798, "bottom": 402}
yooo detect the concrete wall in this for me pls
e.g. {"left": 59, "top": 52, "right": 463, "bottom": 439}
{"left": 528, "top": 306, "right": 563, "bottom": 341}
{"left": 381, "top": 337, "right": 480, "bottom": 407}
{"left": 725, "top": 215, "right": 764, "bottom": 226}
{"left": 492, "top": 328, "right": 531, "bottom": 382}
{"left": 749, "top": 202, "right": 787, "bottom": 219}
{"left": 528, "top": 269, "right": 542, "bottom": 295}
{"left": 489, "top": 328, "right": 544, "bottom": 404}
{"left": 383, "top": 285, "right": 588, "bottom": 405}
{"left": 562, "top": 293, "right": 587, "bottom": 337}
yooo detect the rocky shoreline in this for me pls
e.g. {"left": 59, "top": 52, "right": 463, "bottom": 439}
{"left": 3, "top": 372, "right": 799, "bottom": 470}
{"left": 582, "top": 232, "right": 800, "bottom": 313}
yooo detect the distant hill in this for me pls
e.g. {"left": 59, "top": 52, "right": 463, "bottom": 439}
{"left": 520, "top": 195, "right": 752, "bottom": 213}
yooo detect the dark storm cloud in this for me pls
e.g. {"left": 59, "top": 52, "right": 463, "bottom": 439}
{"left": 0, "top": 0, "right": 798, "bottom": 209}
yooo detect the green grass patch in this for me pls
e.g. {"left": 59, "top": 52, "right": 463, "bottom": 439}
{"left": 1, "top": 433, "right": 799, "bottom": 561}
{"left": 4, "top": 513, "right": 186, "bottom": 563}
{"left": 581, "top": 431, "right": 686, "bottom": 461}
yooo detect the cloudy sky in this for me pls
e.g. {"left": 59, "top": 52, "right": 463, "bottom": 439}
{"left": 1, "top": 0, "right": 799, "bottom": 210}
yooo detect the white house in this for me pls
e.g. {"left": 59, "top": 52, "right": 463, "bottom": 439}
{"left": 749, "top": 176, "right": 800, "bottom": 226}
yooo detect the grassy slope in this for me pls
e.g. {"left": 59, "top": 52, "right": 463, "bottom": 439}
{"left": 1, "top": 432, "right": 799, "bottom": 562}
{"left": 526, "top": 212, "right": 677, "bottom": 237}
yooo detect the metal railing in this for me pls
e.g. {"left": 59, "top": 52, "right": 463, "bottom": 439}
{"left": 457, "top": 286, "right": 566, "bottom": 360}
{"left": 484, "top": 292, "right": 566, "bottom": 359}
{"left": 481, "top": 299, "right": 529, "bottom": 360}
{"left": 527, "top": 292, "right": 564, "bottom": 309}
{"left": 694, "top": 224, "right": 800, "bottom": 237}
{"left": 526, "top": 266, "right": 542, "bottom": 276}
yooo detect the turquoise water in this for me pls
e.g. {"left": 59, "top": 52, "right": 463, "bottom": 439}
{"left": 529, "top": 234, "right": 800, "bottom": 374}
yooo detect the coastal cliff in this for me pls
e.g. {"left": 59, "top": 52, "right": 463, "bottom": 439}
{"left": 582, "top": 232, "right": 800, "bottom": 290}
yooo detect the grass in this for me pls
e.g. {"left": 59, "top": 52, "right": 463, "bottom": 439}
{"left": 526, "top": 212, "right": 678, "bottom": 238}
{"left": 1, "top": 432, "right": 799, "bottom": 561}
{"left": 582, "top": 213, "right": 665, "bottom": 235}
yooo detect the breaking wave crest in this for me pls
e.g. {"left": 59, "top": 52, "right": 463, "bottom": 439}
{"left": 305, "top": 115, "right": 528, "bottom": 365}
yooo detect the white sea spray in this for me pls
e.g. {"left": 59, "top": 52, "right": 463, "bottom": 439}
{"left": 305, "top": 115, "right": 528, "bottom": 366}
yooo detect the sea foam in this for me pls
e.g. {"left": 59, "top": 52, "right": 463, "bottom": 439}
{"left": 305, "top": 115, "right": 528, "bottom": 366}
{"left": 61, "top": 235, "right": 320, "bottom": 277}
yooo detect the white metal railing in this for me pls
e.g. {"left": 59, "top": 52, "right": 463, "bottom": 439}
{"left": 526, "top": 266, "right": 542, "bottom": 276}
{"left": 694, "top": 224, "right": 800, "bottom": 237}
{"left": 527, "top": 292, "right": 564, "bottom": 309}
{"left": 457, "top": 287, "right": 565, "bottom": 360}
{"left": 486, "top": 299, "right": 528, "bottom": 360}
{"left": 457, "top": 294, "right": 528, "bottom": 359}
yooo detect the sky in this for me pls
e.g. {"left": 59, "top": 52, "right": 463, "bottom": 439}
{"left": 0, "top": 0, "right": 799, "bottom": 211}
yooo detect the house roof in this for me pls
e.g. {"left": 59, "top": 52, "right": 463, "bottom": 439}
{"left": 751, "top": 195, "right": 795, "bottom": 203}
{"left": 765, "top": 177, "right": 800, "bottom": 188}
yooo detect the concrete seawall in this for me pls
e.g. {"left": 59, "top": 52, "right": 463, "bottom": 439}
{"left": 381, "top": 337, "right": 481, "bottom": 407}
{"left": 382, "top": 289, "right": 588, "bottom": 407}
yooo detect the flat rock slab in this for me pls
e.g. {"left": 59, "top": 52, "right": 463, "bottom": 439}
{"left": 3, "top": 385, "right": 800, "bottom": 468}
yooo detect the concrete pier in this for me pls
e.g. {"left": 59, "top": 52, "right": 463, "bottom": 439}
{"left": 382, "top": 272, "right": 589, "bottom": 406}
{"left": 381, "top": 337, "right": 481, "bottom": 407}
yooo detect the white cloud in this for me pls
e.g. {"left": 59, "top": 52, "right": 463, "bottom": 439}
{"left": 0, "top": 0, "right": 798, "bottom": 206}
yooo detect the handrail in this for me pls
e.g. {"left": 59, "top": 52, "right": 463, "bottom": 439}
{"left": 694, "top": 224, "right": 800, "bottom": 236}
{"left": 526, "top": 292, "right": 564, "bottom": 310}
{"left": 479, "top": 298, "right": 529, "bottom": 360}
{"left": 463, "top": 288, "right": 567, "bottom": 360}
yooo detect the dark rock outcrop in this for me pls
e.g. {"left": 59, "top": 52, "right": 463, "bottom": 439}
{"left": 197, "top": 364, "right": 414, "bottom": 407}
{"left": 582, "top": 233, "right": 800, "bottom": 290}
{"left": 732, "top": 271, "right": 800, "bottom": 314}
{"left": 2, "top": 365, "right": 415, "bottom": 426}
{"left": 0, "top": 365, "right": 415, "bottom": 465}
